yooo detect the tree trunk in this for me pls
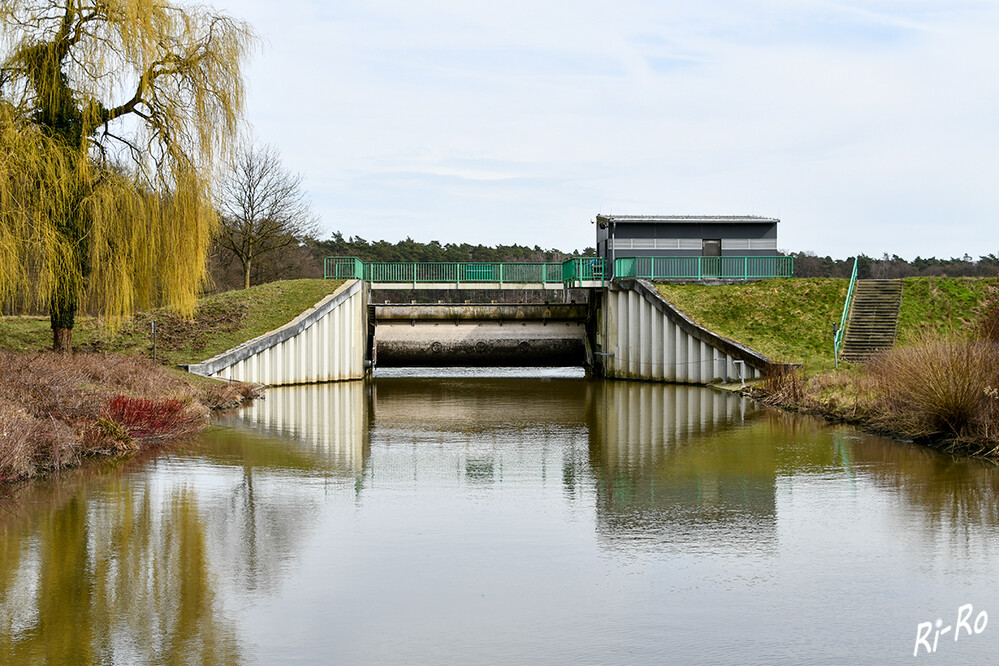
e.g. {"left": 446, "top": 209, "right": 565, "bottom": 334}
{"left": 52, "top": 326, "right": 73, "bottom": 353}
{"left": 50, "top": 297, "right": 76, "bottom": 353}
{"left": 243, "top": 256, "right": 251, "bottom": 289}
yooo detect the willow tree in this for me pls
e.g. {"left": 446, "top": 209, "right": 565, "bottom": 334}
{"left": 0, "top": 0, "right": 254, "bottom": 351}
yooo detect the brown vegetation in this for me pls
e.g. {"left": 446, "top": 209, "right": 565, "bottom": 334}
{"left": 865, "top": 338, "right": 999, "bottom": 453}
{"left": 0, "top": 352, "right": 259, "bottom": 483}
{"left": 753, "top": 332, "right": 999, "bottom": 457}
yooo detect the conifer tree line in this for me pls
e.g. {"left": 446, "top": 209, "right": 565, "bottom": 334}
{"left": 208, "top": 235, "right": 999, "bottom": 290}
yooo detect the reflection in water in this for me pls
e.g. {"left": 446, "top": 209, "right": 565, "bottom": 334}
{"left": 587, "top": 382, "right": 776, "bottom": 551}
{"left": 361, "top": 376, "right": 591, "bottom": 491}
{"left": 842, "top": 430, "right": 999, "bottom": 551}
{"left": 225, "top": 381, "right": 369, "bottom": 475}
{"left": 2, "top": 375, "right": 999, "bottom": 663}
{"left": 0, "top": 481, "right": 240, "bottom": 664}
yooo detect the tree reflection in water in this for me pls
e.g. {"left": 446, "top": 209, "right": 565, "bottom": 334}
{"left": 0, "top": 479, "right": 240, "bottom": 664}
{"left": 2, "top": 375, "right": 999, "bottom": 663}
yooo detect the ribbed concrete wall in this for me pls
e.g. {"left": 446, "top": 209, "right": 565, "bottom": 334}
{"left": 591, "top": 382, "right": 755, "bottom": 470}
{"left": 231, "top": 383, "right": 368, "bottom": 472}
{"left": 598, "top": 279, "right": 771, "bottom": 384}
{"left": 186, "top": 280, "right": 367, "bottom": 386}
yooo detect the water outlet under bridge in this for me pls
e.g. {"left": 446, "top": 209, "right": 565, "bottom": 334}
{"left": 371, "top": 303, "right": 593, "bottom": 367}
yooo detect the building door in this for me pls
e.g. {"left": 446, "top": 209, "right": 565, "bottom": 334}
{"left": 702, "top": 239, "right": 721, "bottom": 277}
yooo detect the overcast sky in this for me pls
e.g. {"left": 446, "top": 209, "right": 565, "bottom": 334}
{"left": 211, "top": 0, "right": 999, "bottom": 259}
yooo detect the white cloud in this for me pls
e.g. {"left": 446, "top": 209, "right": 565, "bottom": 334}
{"left": 211, "top": 0, "right": 999, "bottom": 258}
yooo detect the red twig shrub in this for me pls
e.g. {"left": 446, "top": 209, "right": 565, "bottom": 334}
{"left": 0, "top": 351, "right": 233, "bottom": 483}
{"left": 102, "top": 395, "right": 206, "bottom": 443}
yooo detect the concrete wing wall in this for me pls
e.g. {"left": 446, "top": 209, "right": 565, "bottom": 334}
{"left": 185, "top": 280, "right": 367, "bottom": 386}
{"left": 598, "top": 279, "right": 772, "bottom": 384}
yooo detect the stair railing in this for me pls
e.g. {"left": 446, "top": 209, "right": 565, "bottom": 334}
{"left": 834, "top": 257, "right": 859, "bottom": 368}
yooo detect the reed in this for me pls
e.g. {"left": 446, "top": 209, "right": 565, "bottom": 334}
{"left": 865, "top": 336, "right": 999, "bottom": 449}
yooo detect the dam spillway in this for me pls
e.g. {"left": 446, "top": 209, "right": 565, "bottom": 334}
{"left": 372, "top": 303, "right": 590, "bottom": 367}
{"left": 185, "top": 278, "right": 774, "bottom": 386}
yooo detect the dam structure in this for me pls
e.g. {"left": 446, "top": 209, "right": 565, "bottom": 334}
{"left": 185, "top": 213, "right": 790, "bottom": 386}
{"left": 186, "top": 260, "right": 782, "bottom": 387}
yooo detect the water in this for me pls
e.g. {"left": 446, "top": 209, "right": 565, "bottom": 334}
{"left": 2, "top": 370, "right": 999, "bottom": 664}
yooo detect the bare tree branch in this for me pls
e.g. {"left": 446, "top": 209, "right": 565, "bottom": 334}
{"left": 214, "top": 142, "right": 319, "bottom": 288}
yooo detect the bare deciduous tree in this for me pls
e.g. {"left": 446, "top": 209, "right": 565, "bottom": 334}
{"left": 215, "top": 143, "right": 318, "bottom": 289}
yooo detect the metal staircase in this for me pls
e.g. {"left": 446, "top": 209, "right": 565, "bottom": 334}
{"left": 839, "top": 279, "right": 903, "bottom": 363}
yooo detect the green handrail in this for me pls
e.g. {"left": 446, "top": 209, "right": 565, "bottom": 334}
{"left": 612, "top": 256, "right": 793, "bottom": 280}
{"left": 323, "top": 257, "right": 606, "bottom": 286}
{"left": 834, "top": 257, "right": 859, "bottom": 367}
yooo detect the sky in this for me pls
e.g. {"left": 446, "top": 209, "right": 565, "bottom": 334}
{"left": 210, "top": 0, "right": 999, "bottom": 259}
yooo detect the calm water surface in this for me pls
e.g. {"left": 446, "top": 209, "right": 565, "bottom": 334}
{"left": 2, "top": 369, "right": 999, "bottom": 664}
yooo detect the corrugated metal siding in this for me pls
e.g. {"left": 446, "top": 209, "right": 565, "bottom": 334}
{"left": 722, "top": 238, "right": 778, "bottom": 250}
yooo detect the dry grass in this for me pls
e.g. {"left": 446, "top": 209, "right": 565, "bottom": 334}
{"left": 975, "top": 297, "right": 999, "bottom": 343}
{"left": 753, "top": 334, "right": 999, "bottom": 457}
{"left": 864, "top": 337, "right": 999, "bottom": 450}
{"left": 0, "top": 351, "right": 259, "bottom": 483}
{"left": 757, "top": 364, "right": 806, "bottom": 407}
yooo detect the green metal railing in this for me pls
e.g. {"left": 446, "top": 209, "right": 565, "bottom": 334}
{"left": 562, "top": 257, "right": 605, "bottom": 286}
{"left": 834, "top": 257, "right": 859, "bottom": 368}
{"left": 324, "top": 257, "right": 606, "bottom": 287}
{"left": 613, "top": 256, "right": 794, "bottom": 280}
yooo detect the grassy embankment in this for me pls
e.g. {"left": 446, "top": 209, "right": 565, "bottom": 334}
{"left": 0, "top": 279, "right": 345, "bottom": 484}
{"left": 0, "top": 278, "right": 346, "bottom": 365}
{"left": 656, "top": 277, "right": 997, "bottom": 373}
{"left": 656, "top": 277, "right": 999, "bottom": 455}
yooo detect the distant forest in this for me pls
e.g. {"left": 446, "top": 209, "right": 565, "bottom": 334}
{"left": 207, "top": 230, "right": 999, "bottom": 292}
{"left": 310, "top": 233, "right": 999, "bottom": 278}
{"left": 789, "top": 252, "right": 999, "bottom": 279}
{"left": 308, "top": 232, "right": 596, "bottom": 263}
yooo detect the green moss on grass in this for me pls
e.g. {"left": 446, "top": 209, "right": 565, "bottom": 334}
{"left": 656, "top": 276, "right": 999, "bottom": 375}
{"left": 896, "top": 277, "right": 998, "bottom": 344}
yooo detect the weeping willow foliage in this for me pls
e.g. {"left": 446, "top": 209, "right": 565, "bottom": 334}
{"left": 0, "top": 0, "right": 255, "bottom": 336}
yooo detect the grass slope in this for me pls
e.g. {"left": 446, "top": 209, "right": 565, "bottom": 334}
{"left": 656, "top": 277, "right": 998, "bottom": 373}
{"left": 655, "top": 279, "right": 848, "bottom": 372}
{"left": 896, "top": 277, "right": 997, "bottom": 344}
{"left": 0, "top": 279, "right": 346, "bottom": 366}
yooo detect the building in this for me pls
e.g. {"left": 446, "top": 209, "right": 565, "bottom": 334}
{"left": 595, "top": 214, "right": 782, "bottom": 279}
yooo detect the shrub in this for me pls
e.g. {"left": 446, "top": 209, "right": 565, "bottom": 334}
{"left": 757, "top": 363, "right": 806, "bottom": 408}
{"left": 0, "top": 351, "right": 244, "bottom": 483}
{"left": 975, "top": 297, "right": 999, "bottom": 343}
{"left": 102, "top": 395, "right": 208, "bottom": 443}
{"left": 865, "top": 336, "right": 999, "bottom": 443}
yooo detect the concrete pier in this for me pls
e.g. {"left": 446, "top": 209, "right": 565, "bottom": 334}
{"left": 185, "top": 280, "right": 368, "bottom": 385}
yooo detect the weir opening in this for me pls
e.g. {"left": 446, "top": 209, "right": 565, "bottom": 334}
{"left": 371, "top": 303, "right": 592, "bottom": 368}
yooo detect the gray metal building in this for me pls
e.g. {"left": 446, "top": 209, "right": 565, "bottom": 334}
{"left": 595, "top": 215, "right": 780, "bottom": 278}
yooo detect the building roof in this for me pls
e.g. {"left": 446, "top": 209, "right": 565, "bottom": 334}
{"left": 595, "top": 214, "right": 779, "bottom": 225}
